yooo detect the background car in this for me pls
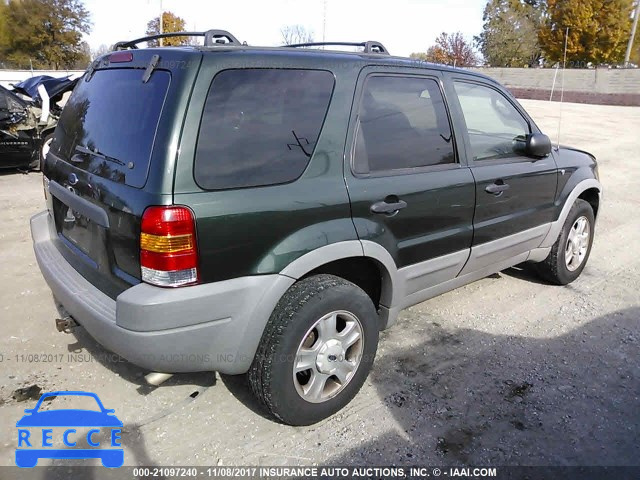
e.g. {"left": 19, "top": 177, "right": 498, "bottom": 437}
{"left": 0, "top": 75, "right": 77, "bottom": 171}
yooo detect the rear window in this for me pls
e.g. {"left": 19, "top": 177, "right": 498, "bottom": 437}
{"left": 51, "top": 69, "right": 171, "bottom": 188}
{"left": 354, "top": 75, "right": 455, "bottom": 173}
{"left": 194, "top": 69, "right": 335, "bottom": 190}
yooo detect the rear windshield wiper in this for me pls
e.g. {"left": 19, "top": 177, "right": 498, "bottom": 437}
{"left": 74, "top": 144, "right": 127, "bottom": 167}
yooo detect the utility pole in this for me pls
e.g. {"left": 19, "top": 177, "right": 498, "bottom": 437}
{"left": 625, "top": 0, "right": 640, "bottom": 66}
{"left": 322, "top": 0, "right": 327, "bottom": 44}
{"left": 159, "top": 0, "right": 164, "bottom": 47}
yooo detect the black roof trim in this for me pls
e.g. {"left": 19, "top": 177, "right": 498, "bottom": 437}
{"left": 284, "top": 41, "right": 389, "bottom": 55}
{"left": 113, "top": 30, "right": 242, "bottom": 50}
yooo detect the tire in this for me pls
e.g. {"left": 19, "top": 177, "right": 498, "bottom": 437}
{"left": 536, "top": 199, "right": 595, "bottom": 285}
{"left": 248, "top": 274, "right": 379, "bottom": 426}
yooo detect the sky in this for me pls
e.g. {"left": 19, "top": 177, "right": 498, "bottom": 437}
{"left": 83, "top": 0, "right": 488, "bottom": 57}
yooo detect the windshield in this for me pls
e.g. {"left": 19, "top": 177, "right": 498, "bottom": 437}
{"left": 51, "top": 69, "right": 171, "bottom": 188}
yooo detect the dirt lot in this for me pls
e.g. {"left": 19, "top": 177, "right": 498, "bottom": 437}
{"left": 0, "top": 100, "right": 638, "bottom": 471}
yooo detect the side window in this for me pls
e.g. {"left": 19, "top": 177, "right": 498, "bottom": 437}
{"left": 354, "top": 75, "right": 455, "bottom": 174}
{"left": 194, "top": 69, "right": 334, "bottom": 190}
{"left": 453, "top": 81, "right": 530, "bottom": 162}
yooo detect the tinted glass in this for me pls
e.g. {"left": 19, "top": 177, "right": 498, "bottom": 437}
{"left": 354, "top": 76, "right": 455, "bottom": 174}
{"left": 194, "top": 69, "right": 335, "bottom": 190}
{"left": 454, "top": 81, "right": 530, "bottom": 161}
{"left": 52, "top": 69, "right": 171, "bottom": 188}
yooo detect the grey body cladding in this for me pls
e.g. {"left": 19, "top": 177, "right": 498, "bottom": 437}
{"left": 327, "top": 178, "right": 601, "bottom": 329}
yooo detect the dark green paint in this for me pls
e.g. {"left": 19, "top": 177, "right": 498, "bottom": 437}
{"left": 44, "top": 45, "right": 599, "bottom": 294}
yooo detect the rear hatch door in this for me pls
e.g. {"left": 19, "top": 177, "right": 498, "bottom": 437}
{"left": 43, "top": 49, "right": 202, "bottom": 298}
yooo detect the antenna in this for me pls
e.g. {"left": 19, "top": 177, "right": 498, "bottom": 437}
{"left": 322, "top": 0, "right": 327, "bottom": 46}
{"left": 555, "top": 27, "right": 569, "bottom": 151}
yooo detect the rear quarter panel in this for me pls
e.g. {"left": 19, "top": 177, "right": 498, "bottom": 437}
{"left": 173, "top": 52, "right": 362, "bottom": 283}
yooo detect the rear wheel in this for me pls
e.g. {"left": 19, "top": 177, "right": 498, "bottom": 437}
{"left": 248, "top": 274, "right": 379, "bottom": 426}
{"left": 536, "top": 199, "right": 595, "bottom": 285}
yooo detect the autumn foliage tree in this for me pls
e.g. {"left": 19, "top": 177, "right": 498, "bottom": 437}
{"left": 475, "top": 0, "right": 543, "bottom": 66}
{"left": 538, "top": 0, "right": 635, "bottom": 63}
{"left": 411, "top": 32, "right": 478, "bottom": 66}
{"left": 0, "top": 0, "right": 91, "bottom": 69}
{"left": 0, "top": 2, "right": 8, "bottom": 65}
{"left": 145, "top": 11, "right": 191, "bottom": 47}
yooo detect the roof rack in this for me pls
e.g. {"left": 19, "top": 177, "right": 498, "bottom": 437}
{"left": 113, "top": 29, "right": 242, "bottom": 50}
{"left": 285, "top": 41, "right": 390, "bottom": 55}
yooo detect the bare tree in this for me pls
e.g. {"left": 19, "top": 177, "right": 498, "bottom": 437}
{"left": 92, "top": 44, "right": 112, "bottom": 60}
{"left": 280, "top": 25, "right": 314, "bottom": 45}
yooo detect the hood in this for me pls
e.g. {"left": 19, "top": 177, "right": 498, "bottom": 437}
{"left": 557, "top": 145, "right": 597, "bottom": 161}
{"left": 12, "top": 75, "right": 79, "bottom": 106}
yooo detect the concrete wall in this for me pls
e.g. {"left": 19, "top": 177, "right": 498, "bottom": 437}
{"left": 0, "top": 69, "right": 85, "bottom": 88}
{"left": 469, "top": 67, "right": 640, "bottom": 106}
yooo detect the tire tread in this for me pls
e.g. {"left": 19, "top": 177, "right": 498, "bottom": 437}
{"left": 536, "top": 199, "right": 594, "bottom": 285}
{"left": 248, "top": 274, "right": 355, "bottom": 422}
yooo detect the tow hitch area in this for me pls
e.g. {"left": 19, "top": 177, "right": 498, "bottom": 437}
{"left": 55, "top": 316, "right": 78, "bottom": 333}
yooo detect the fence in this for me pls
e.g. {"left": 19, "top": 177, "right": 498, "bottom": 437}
{"left": 2, "top": 67, "right": 639, "bottom": 106}
{"left": 469, "top": 67, "right": 640, "bottom": 106}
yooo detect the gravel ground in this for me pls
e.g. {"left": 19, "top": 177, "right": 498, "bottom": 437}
{"left": 0, "top": 99, "right": 638, "bottom": 471}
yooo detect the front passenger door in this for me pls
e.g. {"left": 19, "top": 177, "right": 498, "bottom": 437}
{"left": 447, "top": 77, "right": 558, "bottom": 272}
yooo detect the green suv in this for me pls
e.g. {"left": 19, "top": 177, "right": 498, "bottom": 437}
{"left": 31, "top": 30, "right": 601, "bottom": 425}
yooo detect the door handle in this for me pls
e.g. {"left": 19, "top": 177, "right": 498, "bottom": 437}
{"left": 485, "top": 182, "right": 510, "bottom": 195}
{"left": 370, "top": 198, "right": 408, "bottom": 215}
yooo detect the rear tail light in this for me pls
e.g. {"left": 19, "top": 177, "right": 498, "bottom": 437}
{"left": 140, "top": 206, "right": 199, "bottom": 287}
{"left": 109, "top": 51, "right": 133, "bottom": 63}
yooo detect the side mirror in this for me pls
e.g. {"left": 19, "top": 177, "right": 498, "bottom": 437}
{"left": 526, "top": 133, "right": 552, "bottom": 158}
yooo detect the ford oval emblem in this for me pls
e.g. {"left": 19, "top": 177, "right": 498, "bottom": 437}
{"left": 68, "top": 173, "right": 79, "bottom": 186}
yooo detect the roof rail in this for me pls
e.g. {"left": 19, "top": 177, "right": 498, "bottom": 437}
{"left": 113, "top": 29, "right": 242, "bottom": 50}
{"left": 285, "top": 41, "right": 390, "bottom": 55}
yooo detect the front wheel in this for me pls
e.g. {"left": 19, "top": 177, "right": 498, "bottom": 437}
{"left": 248, "top": 274, "right": 379, "bottom": 426}
{"left": 536, "top": 199, "right": 595, "bottom": 285}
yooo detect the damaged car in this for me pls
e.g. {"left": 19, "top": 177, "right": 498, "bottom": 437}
{"left": 0, "top": 75, "right": 78, "bottom": 171}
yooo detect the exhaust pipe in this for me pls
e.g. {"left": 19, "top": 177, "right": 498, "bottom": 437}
{"left": 144, "top": 372, "right": 173, "bottom": 386}
{"left": 55, "top": 316, "right": 78, "bottom": 333}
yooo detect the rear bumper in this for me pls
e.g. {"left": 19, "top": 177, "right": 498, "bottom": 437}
{"left": 30, "top": 211, "right": 294, "bottom": 374}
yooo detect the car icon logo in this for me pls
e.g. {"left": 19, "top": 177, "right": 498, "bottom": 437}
{"left": 15, "top": 391, "right": 123, "bottom": 468}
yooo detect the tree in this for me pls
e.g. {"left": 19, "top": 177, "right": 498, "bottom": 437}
{"left": 409, "top": 52, "right": 429, "bottom": 61}
{"left": 280, "top": 25, "right": 314, "bottom": 45}
{"left": 91, "top": 43, "right": 112, "bottom": 60}
{"left": 539, "top": 0, "right": 635, "bottom": 64}
{"left": 475, "top": 0, "right": 543, "bottom": 67}
{"left": 145, "top": 11, "right": 190, "bottom": 47}
{"left": 0, "top": 1, "right": 8, "bottom": 66}
{"left": 72, "top": 40, "right": 91, "bottom": 69}
{"left": 2, "top": 0, "right": 91, "bottom": 69}
{"left": 413, "top": 32, "right": 478, "bottom": 66}
{"left": 633, "top": 25, "right": 640, "bottom": 64}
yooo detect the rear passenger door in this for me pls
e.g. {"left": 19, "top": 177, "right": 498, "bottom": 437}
{"left": 345, "top": 68, "right": 475, "bottom": 297}
{"left": 444, "top": 75, "right": 558, "bottom": 272}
